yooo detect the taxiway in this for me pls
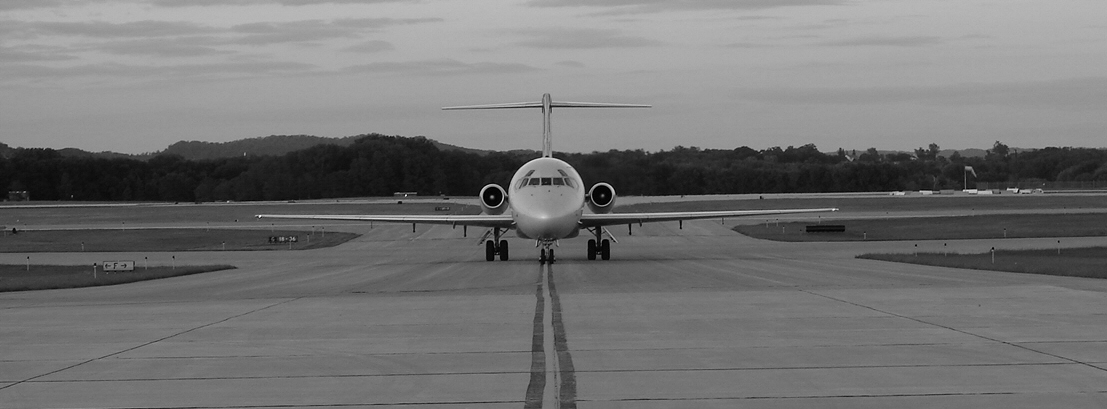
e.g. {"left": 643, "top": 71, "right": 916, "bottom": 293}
{"left": 2, "top": 213, "right": 1106, "bottom": 408}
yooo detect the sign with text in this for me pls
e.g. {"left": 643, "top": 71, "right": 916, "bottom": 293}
{"left": 102, "top": 261, "right": 135, "bottom": 272}
{"left": 268, "top": 236, "right": 298, "bottom": 244}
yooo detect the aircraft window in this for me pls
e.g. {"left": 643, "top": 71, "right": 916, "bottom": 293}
{"left": 564, "top": 178, "right": 576, "bottom": 188}
{"left": 528, "top": 178, "right": 541, "bottom": 186}
{"left": 516, "top": 178, "right": 529, "bottom": 189}
{"left": 525, "top": 170, "right": 535, "bottom": 177}
{"left": 541, "top": 178, "right": 553, "bottom": 185}
{"left": 557, "top": 170, "right": 569, "bottom": 177}
{"left": 553, "top": 178, "right": 565, "bottom": 186}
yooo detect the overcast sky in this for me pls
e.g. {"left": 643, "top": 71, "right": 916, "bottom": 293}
{"left": 2, "top": 0, "right": 1104, "bottom": 154}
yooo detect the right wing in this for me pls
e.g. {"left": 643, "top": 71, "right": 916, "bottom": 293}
{"left": 256, "top": 214, "right": 515, "bottom": 229}
{"left": 579, "top": 208, "right": 838, "bottom": 228}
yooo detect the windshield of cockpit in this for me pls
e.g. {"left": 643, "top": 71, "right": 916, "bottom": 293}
{"left": 516, "top": 169, "right": 577, "bottom": 190}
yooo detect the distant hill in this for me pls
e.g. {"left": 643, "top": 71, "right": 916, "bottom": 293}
{"left": 160, "top": 135, "right": 362, "bottom": 160}
{"left": 46, "top": 134, "right": 491, "bottom": 161}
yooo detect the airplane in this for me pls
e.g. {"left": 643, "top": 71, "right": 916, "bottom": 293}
{"left": 257, "top": 94, "right": 838, "bottom": 263}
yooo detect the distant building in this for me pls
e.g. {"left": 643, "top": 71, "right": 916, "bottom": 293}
{"left": 7, "top": 191, "right": 29, "bottom": 201}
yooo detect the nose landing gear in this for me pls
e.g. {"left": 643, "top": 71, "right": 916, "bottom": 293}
{"left": 538, "top": 240, "right": 557, "bottom": 264}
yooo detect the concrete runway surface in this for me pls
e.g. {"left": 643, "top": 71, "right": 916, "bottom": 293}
{"left": 2, "top": 214, "right": 1107, "bottom": 408}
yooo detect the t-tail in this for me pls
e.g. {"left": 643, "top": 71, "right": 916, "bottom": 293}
{"left": 443, "top": 93, "right": 650, "bottom": 158}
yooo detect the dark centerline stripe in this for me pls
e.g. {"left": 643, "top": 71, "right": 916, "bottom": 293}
{"left": 548, "top": 266, "right": 577, "bottom": 409}
{"left": 523, "top": 267, "right": 545, "bottom": 409}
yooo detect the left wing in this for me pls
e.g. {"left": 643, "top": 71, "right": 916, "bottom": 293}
{"left": 256, "top": 214, "right": 515, "bottom": 229}
{"left": 579, "top": 208, "right": 838, "bottom": 228}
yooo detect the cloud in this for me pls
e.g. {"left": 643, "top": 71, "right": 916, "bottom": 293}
{"left": 514, "top": 28, "right": 662, "bottom": 49}
{"left": 341, "top": 40, "right": 394, "bottom": 53}
{"left": 90, "top": 37, "right": 235, "bottom": 57}
{"left": 525, "top": 0, "right": 844, "bottom": 14}
{"left": 818, "top": 35, "right": 944, "bottom": 47}
{"left": 0, "top": 0, "right": 416, "bottom": 10}
{"left": 25, "top": 20, "right": 218, "bottom": 38}
{"left": 146, "top": 0, "right": 414, "bottom": 6}
{"left": 0, "top": 45, "right": 79, "bottom": 62}
{"left": 344, "top": 59, "right": 541, "bottom": 76}
{"left": 230, "top": 18, "right": 440, "bottom": 45}
{"left": 3, "top": 60, "right": 316, "bottom": 82}
{"left": 736, "top": 77, "right": 1107, "bottom": 109}
{"left": 554, "top": 60, "right": 585, "bottom": 68}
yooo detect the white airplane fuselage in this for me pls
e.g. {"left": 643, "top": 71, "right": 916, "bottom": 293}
{"left": 508, "top": 157, "right": 585, "bottom": 240}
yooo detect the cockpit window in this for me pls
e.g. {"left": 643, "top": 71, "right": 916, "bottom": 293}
{"left": 518, "top": 174, "right": 577, "bottom": 189}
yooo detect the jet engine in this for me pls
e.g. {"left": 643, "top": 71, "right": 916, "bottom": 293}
{"left": 479, "top": 184, "right": 509, "bottom": 215}
{"left": 586, "top": 183, "right": 616, "bottom": 214}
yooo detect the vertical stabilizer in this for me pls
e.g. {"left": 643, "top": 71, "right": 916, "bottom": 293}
{"left": 444, "top": 94, "right": 650, "bottom": 157}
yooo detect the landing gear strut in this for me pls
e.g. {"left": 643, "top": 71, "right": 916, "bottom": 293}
{"left": 483, "top": 228, "right": 509, "bottom": 261}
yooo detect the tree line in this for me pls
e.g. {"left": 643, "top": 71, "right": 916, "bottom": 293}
{"left": 2, "top": 135, "right": 1105, "bottom": 202}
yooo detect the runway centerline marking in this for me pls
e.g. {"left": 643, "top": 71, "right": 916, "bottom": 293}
{"left": 524, "top": 264, "right": 577, "bottom": 409}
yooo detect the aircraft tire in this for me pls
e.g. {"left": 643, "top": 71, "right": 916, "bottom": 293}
{"left": 485, "top": 240, "right": 495, "bottom": 261}
{"left": 600, "top": 239, "right": 611, "bottom": 260}
{"left": 499, "top": 240, "right": 509, "bottom": 261}
{"left": 539, "top": 249, "right": 546, "bottom": 264}
{"left": 587, "top": 239, "right": 597, "bottom": 260}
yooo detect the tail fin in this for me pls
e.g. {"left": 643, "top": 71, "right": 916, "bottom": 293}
{"left": 443, "top": 93, "right": 649, "bottom": 158}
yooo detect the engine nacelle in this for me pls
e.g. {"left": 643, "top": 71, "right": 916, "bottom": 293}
{"left": 586, "top": 183, "right": 616, "bottom": 214}
{"left": 479, "top": 184, "right": 508, "bottom": 215}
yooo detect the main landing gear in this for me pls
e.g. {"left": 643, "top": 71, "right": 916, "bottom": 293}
{"left": 483, "top": 228, "right": 508, "bottom": 261}
{"left": 586, "top": 227, "right": 612, "bottom": 261}
{"left": 586, "top": 238, "right": 611, "bottom": 260}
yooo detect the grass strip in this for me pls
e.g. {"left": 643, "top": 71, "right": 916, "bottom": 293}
{"left": 858, "top": 247, "right": 1107, "bottom": 279}
{"left": 733, "top": 213, "right": 1107, "bottom": 242}
{"left": 0, "top": 264, "right": 235, "bottom": 292}
{"left": 0, "top": 228, "right": 359, "bottom": 253}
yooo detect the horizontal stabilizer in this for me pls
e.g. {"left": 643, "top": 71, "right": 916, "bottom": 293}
{"left": 443, "top": 93, "right": 649, "bottom": 157}
{"left": 443, "top": 101, "right": 651, "bottom": 110}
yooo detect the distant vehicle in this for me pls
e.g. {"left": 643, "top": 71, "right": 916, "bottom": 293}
{"left": 258, "top": 94, "right": 837, "bottom": 263}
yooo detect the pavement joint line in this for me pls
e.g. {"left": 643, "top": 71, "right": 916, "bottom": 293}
{"left": 564, "top": 362, "right": 1079, "bottom": 373}
{"left": 0, "top": 296, "right": 304, "bottom": 391}
{"left": 801, "top": 289, "right": 1107, "bottom": 374}
{"left": 581, "top": 390, "right": 1107, "bottom": 402}
{"left": 52, "top": 401, "right": 527, "bottom": 409}
{"left": 27, "top": 371, "right": 536, "bottom": 383}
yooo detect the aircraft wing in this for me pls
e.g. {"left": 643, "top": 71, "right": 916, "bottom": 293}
{"left": 256, "top": 214, "right": 515, "bottom": 229}
{"left": 579, "top": 208, "right": 838, "bottom": 228}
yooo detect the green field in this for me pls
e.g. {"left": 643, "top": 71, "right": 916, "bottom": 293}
{"left": 0, "top": 264, "right": 235, "bottom": 292}
{"left": 621, "top": 194, "right": 1107, "bottom": 214}
{"left": 0, "top": 200, "right": 481, "bottom": 227}
{"left": 733, "top": 213, "right": 1107, "bottom": 242}
{"left": 859, "top": 247, "right": 1107, "bottom": 279}
{"left": 0, "top": 228, "right": 359, "bottom": 253}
